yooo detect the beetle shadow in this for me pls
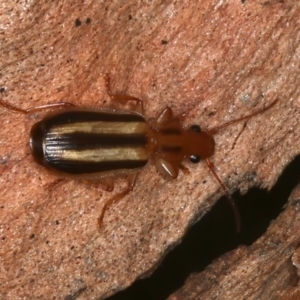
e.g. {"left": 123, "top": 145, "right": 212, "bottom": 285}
{"left": 104, "top": 154, "right": 300, "bottom": 300}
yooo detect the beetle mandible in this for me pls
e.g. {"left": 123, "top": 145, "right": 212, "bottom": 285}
{"left": 0, "top": 75, "right": 277, "bottom": 230}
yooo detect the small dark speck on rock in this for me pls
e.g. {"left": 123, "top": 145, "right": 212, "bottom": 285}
{"left": 75, "top": 18, "right": 82, "bottom": 27}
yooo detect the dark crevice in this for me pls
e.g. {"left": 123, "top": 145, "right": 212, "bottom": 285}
{"left": 105, "top": 154, "right": 300, "bottom": 300}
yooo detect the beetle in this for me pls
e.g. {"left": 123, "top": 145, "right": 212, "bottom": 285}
{"left": 0, "top": 76, "right": 277, "bottom": 230}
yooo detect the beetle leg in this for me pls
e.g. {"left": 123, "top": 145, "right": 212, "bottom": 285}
{"left": 44, "top": 178, "right": 66, "bottom": 190}
{"left": 110, "top": 94, "right": 143, "bottom": 114}
{"left": 179, "top": 164, "right": 190, "bottom": 175}
{"left": 154, "top": 157, "right": 179, "bottom": 179}
{"left": 104, "top": 74, "right": 144, "bottom": 114}
{"left": 82, "top": 177, "right": 115, "bottom": 192}
{"left": 99, "top": 177, "right": 114, "bottom": 192}
{"left": 155, "top": 107, "right": 174, "bottom": 125}
{"left": 0, "top": 98, "right": 75, "bottom": 114}
{"left": 98, "top": 173, "right": 138, "bottom": 228}
{"left": 154, "top": 105, "right": 189, "bottom": 125}
{"left": 23, "top": 102, "right": 76, "bottom": 114}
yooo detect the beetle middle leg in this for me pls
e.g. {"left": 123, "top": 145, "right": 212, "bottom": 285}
{"left": 44, "top": 178, "right": 66, "bottom": 190}
{"left": 83, "top": 177, "right": 115, "bottom": 192}
{"left": 104, "top": 74, "right": 144, "bottom": 113}
{"left": 98, "top": 173, "right": 138, "bottom": 228}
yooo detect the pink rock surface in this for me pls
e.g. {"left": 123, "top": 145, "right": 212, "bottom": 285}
{"left": 0, "top": 1, "right": 299, "bottom": 299}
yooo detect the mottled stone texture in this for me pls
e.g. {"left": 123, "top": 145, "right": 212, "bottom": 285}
{"left": 0, "top": 1, "right": 299, "bottom": 299}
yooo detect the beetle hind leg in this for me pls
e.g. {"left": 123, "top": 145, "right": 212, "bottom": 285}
{"left": 98, "top": 173, "right": 138, "bottom": 228}
{"left": 0, "top": 98, "right": 76, "bottom": 114}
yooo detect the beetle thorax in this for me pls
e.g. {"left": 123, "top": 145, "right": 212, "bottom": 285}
{"left": 149, "top": 125, "right": 215, "bottom": 164}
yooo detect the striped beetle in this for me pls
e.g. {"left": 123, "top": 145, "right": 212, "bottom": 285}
{"left": 0, "top": 76, "right": 277, "bottom": 229}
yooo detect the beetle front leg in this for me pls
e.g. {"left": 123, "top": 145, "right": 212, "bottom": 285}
{"left": 150, "top": 106, "right": 183, "bottom": 132}
{"left": 155, "top": 107, "right": 174, "bottom": 125}
{"left": 154, "top": 157, "right": 179, "bottom": 179}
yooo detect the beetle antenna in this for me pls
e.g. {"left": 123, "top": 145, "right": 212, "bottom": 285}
{"left": 205, "top": 158, "right": 241, "bottom": 232}
{"left": 207, "top": 99, "right": 278, "bottom": 135}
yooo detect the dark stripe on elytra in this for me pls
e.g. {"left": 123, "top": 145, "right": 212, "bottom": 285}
{"left": 47, "top": 159, "right": 148, "bottom": 174}
{"left": 44, "top": 110, "right": 145, "bottom": 127}
{"left": 45, "top": 133, "right": 147, "bottom": 150}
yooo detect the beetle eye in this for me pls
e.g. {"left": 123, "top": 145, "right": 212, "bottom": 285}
{"left": 190, "top": 125, "right": 201, "bottom": 132}
{"left": 190, "top": 154, "right": 200, "bottom": 163}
